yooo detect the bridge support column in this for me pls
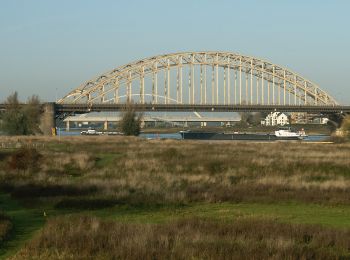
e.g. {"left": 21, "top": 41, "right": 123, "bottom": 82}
{"left": 39, "top": 102, "right": 56, "bottom": 136}
{"left": 104, "top": 121, "right": 108, "bottom": 131}
{"left": 66, "top": 121, "right": 70, "bottom": 131}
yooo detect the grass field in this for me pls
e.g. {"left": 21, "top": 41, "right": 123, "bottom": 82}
{"left": 0, "top": 136, "right": 349, "bottom": 259}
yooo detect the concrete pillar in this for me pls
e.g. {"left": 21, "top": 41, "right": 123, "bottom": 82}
{"left": 39, "top": 102, "right": 56, "bottom": 136}
{"left": 104, "top": 121, "right": 108, "bottom": 131}
{"left": 66, "top": 121, "right": 70, "bottom": 131}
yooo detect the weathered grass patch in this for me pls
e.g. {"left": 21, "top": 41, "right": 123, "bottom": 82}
{"left": 1, "top": 138, "right": 350, "bottom": 205}
{"left": 12, "top": 216, "right": 350, "bottom": 260}
{"left": 0, "top": 212, "right": 12, "bottom": 246}
{"left": 94, "top": 152, "right": 124, "bottom": 168}
{"left": 1, "top": 137, "right": 350, "bottom": 258}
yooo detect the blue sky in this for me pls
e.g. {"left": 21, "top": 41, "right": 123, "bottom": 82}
{"left": 0, "top": 0, "right": 349, "bottom": 104}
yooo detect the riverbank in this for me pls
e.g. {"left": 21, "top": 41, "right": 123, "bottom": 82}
{"left": 0, "top": 137, "right": 349, "bottom": 259}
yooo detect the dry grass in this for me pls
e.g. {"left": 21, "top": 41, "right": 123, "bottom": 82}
{"left": 2, "top": 137, "right": 350, "bottom": 259}
{"left": 0, "top": 136, "right": 350, "bottom": 205}
{"left": 0, "top": 213, "right": 12, "bottom": 245}
{"left": 12, "top": 216, "right": 350, "bottom": 260}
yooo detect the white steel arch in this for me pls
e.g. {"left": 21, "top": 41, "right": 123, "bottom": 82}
{"left": 58, "top": 51, "right": 338, "bottom": 106}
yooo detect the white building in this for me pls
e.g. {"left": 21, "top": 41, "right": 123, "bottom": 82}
{"left": 261, "top": 112, "right": 289, "bottom": 126}
{"left": 321, "top": 118, "right": 329, "bottom": 124}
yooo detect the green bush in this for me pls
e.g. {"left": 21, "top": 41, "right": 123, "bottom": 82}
{"left": 1, "top": 92, "right": 41, "bottom": 135}
{"left": 120, "top": 105, "right": 142, "bottom": 136}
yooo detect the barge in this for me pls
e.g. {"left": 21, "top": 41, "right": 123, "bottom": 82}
{"left": 179, "top": 127, "right": 307, "bottom": 141}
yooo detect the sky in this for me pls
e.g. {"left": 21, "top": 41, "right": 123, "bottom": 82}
{"left": 0, "top": 0, "right": 349, "bottom": 104}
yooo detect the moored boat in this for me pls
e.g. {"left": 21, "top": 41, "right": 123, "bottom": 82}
{"left": 179, "top": 127, "right": 306, "bottom": 141}
{"left": 81, "top": 129, "right": 101, "bottom": 135}
{"left": 80, "top": 129, "right": 123, "bottom": 136}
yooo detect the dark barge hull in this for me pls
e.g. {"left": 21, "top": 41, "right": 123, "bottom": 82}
{"left": 179, "top": 132, "right": 302, "bottom": 141}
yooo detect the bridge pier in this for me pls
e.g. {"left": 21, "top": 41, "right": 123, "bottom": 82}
{"left": 104, "top": 121, "right": 108, "bottom": 131}
{"left": 40, "top": 102, "right": 56, "bottom": 136}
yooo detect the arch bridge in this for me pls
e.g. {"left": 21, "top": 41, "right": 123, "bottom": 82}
{"left": 58, "top": 51, "right": 339, "bottom": 107}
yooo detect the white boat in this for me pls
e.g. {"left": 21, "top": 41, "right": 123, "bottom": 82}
{"left": 81, "top": 129, "right": 123, "bottom": 136}
{"left": 274, "top": 127, "right": 307, "bottom": 140}
{"left": 80, "top": 129, "right": 100, "bottom": 135}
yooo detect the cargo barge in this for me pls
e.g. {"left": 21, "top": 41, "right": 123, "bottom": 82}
{"left": 179, "top": 127, "right": 307, "bottom": 141}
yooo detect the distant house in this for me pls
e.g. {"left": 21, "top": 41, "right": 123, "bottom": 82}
{"left": 261, "top": 112, "right": 289, "bottom": 126}
{"left": 321, "top": 118, "right": 329, "bottom": 125}
{"left": 290, "top": 112, "right": 329, "bottom": 125}
{"left": 290, "top": 112, "right": 308, "bottom": 124}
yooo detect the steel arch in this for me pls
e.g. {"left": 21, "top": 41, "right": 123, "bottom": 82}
{"left": 58, "top": 51, "right": 338, "bottom": 106}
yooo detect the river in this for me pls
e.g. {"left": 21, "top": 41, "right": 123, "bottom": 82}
{"left": 57, "top": 129, "right": 330, "bottom": 142}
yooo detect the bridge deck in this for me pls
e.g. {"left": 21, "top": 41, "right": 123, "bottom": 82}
{"left": 54, "top": 104, "right": 350, "bottom": 113}
{"left": 1, "top": 103, "right": 349, "bottom": 113}
{"left": 64, "top": 115, "right": 240, "bottom": 123}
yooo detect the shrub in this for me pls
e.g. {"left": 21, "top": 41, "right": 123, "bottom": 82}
{"left": 0, "top": 151, "right": 12, "bottom": 162}
{"left": 1, "top": 92, "right": 42, "bottom": 135}
{"left": 7, "top": 147, "right": 42, "bottom": 172}
{"left": 328, "top": 134, "right": 346, "bottom": 143}
{"left": 120, "top": 105, "right": 142, "bottom": 136}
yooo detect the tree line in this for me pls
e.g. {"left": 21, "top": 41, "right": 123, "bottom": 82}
{"left": 0, "top": 92, "right": 142, "bottom": 136}
{"left": 1, "top": 91, "right": 348, "bottom": 138}
{"left": 0, "top": 92, "right": 42, "bottom": 135}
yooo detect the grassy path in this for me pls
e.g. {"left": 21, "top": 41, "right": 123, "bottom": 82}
{"left": 0, "top": 194, "right": 45, "bottom": 259}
